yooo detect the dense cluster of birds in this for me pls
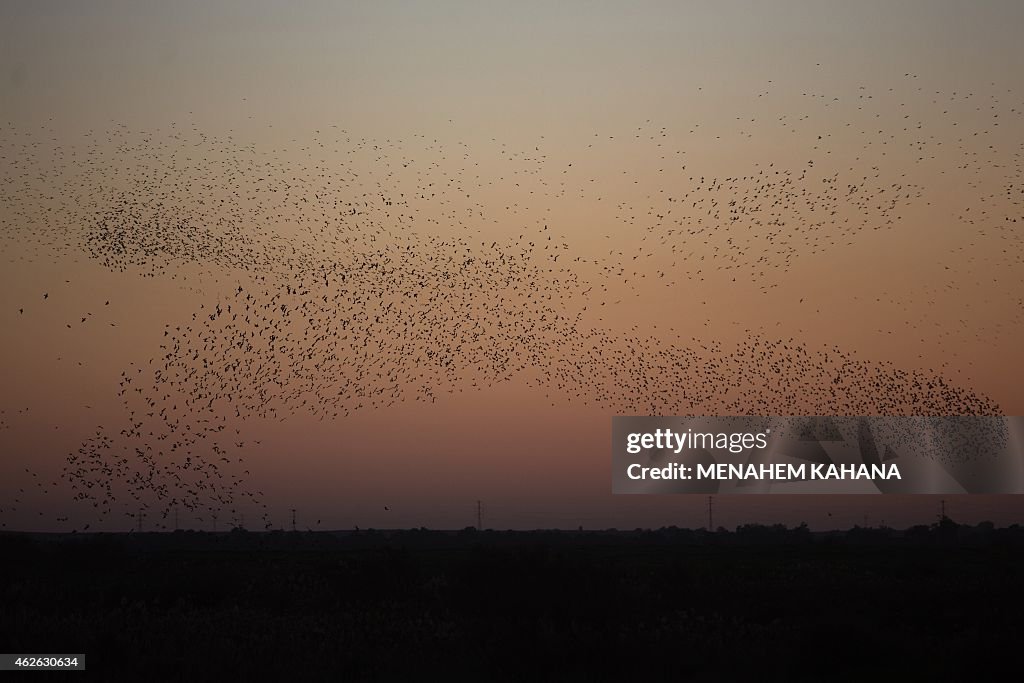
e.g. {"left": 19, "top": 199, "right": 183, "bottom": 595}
{"left": 1, "top": 73, "right": 1021, "bottom": 529}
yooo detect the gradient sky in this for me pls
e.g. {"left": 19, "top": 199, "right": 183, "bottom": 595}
{"left": 2, "top": 1, "right": 1024, "bottom": 532}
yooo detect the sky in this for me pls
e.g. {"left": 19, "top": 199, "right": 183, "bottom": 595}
{"left": 2, "top": 1, "right": 1023, "bottom": 532}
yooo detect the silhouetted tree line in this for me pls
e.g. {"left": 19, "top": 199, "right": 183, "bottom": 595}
{"left": 1, "top": 520, "right": 1022, "bottom": 680}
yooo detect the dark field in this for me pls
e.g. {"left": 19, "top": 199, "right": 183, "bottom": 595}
{"left": 2, "top": 521, "right": 1022, "bottom": 681}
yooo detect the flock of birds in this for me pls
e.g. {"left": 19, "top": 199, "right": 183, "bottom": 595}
{"left": 1, "top": 73, "right": 1022, "bottom": 530}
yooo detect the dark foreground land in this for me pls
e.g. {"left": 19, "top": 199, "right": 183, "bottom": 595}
{"left": 2, "top": 520, "right": 1023, "bottom": 681}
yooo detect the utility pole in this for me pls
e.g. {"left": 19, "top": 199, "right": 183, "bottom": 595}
{"left": 707, "top": 496, "right": 714, "bottom": 531}
{"left": 291, "top": 508, "right": 297, "bottom": 532}
{"left": 476, "top": 500, "right": 483, "bottom": 531}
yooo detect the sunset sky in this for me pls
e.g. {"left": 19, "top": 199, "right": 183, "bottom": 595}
{"left": 2, "top": 1, "right": 1023, "bottom": 532}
